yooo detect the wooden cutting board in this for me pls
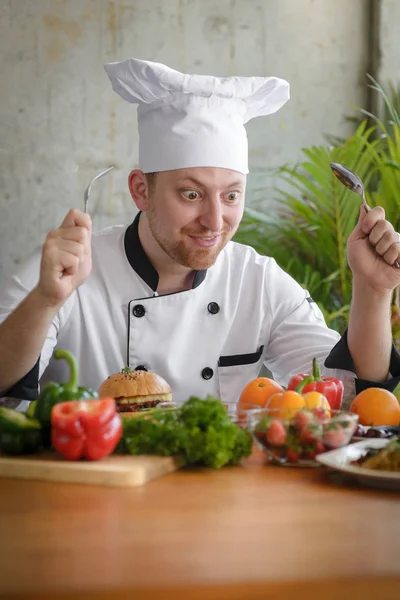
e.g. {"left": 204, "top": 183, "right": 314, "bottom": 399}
{"left": 0, "top": 453, "right": 180, "bottom": 487}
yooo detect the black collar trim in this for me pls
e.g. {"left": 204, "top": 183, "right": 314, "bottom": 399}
{"left": 124, "top": 213, "right": 207, "bottom": 292}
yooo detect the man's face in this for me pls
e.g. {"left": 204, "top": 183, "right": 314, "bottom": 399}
{"left": 145, "top": 167, "right": 247, "bottom": 270}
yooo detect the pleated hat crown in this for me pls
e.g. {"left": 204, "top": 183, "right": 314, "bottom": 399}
{"left": 104, "top": 58, "right": 290, "bottom": 175}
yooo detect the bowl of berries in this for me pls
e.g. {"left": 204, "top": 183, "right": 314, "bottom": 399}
{"left": 247, "top": 406, "right": 359, "bottom": 466}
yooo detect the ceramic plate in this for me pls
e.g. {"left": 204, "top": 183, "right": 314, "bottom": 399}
{"left": 316, "top": 439, "right": 400, "bottom": 491}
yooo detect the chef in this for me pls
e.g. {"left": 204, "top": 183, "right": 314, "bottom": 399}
{"left": 1, "top": 57, "right": 400, "bottom": 409}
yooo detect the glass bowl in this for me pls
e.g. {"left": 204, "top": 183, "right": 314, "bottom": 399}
{"left": 246, "top": 407, "right": 359, "bottom": 467}
{"left": 225, "top": 403, "right": 261, "bottom": 428}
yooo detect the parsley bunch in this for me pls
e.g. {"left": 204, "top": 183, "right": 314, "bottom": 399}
{"left": 122, "top": 396, "right": 253, "bottom": 468}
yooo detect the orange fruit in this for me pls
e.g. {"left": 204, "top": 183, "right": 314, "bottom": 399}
{"left": 266, "top": 390, "right": 306, "bottom": 419}
{"left": 349, "top": 388, "right": 400, "bottom": 426}
{"left": 303, "top": 392, "right": 331, "bottom": 417}
{"left": 238, "top": 377, "right": 284, "bottom": 409}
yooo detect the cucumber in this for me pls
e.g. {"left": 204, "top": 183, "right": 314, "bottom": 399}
{"left": 0, "top": 407, "right": 41, "bottom": 433}
{"left": 0, "top": 408, "right": 42, "bottom": 455}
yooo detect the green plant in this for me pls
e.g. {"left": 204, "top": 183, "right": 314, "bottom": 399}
{"left": 358, "top": 76, "right": 400, "bottom": 228}
{"left": 236, "top": 73, "right": 400, "bottom": 338}
{"left": 362, "top": 76, "right": 400, "bottom": 346}
{"left": 236, "top": 77, "right": 400, "bottom": 340}
{"left": 324, "top": 76, "right": 400, "bottom": 148}
{"left": 235, "top": 121, "right": 384, "bottom": 333}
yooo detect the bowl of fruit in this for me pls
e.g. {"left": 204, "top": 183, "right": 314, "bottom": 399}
{"left": 247, "top": 406, "right": 359, "bottom": 467}
{"left": 352, "top": 424, "right": 400, "bottom": 441}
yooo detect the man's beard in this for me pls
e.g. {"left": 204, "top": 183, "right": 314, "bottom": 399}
{"left": 147, "top": 205, "right": 234, "bottom": 270}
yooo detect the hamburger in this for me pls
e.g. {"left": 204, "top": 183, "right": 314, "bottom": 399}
{"left": 98, "top": 367, "right": 172, "bottom": 414}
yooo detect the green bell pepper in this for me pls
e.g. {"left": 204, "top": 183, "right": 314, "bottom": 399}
{"left": 33, "top": 348, "right": 98, "bottom": 445}
{"left": 0, "top": 407, "right": 42, "bottom": 455}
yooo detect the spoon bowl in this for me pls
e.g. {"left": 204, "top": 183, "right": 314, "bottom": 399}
{"left": 330, "top": 162, "right": 370, "bottom": 211}
{"left": 330, "top": 162, "right": 400, "bottom": 269}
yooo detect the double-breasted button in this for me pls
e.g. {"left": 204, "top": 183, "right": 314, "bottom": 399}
{"left": 135, "top": 365, "right": 148, "bottom": 371}
{"left": 132, "top": 304, "right": 146, "bottom": 318}
{"left": 207, "top": 302, "right": 220, "bottom": 315}
{"left": 201, "top": 367, "right": 214, "bottom": 380}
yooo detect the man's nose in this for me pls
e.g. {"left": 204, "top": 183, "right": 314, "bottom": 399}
{"left": 198, "top": 197, "right": 224, "bottom": 232}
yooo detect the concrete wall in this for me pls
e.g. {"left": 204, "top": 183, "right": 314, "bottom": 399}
{"left": 380, "top": 0, "right": 400, "bottom": 84}
{"left": 0, "top": 0, "right": 395, "bottom": 286}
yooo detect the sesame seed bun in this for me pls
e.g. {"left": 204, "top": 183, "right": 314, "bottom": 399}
{"left": 98, "top": 369, "right": 172, "bottom": 413}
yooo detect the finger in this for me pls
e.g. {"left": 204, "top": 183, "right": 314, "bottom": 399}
{"left": 361, "top": 206, "right": 385, "bottom": 235}
{"left": 53, "top": 250, "right": 81, "bottom": 276}
{"left": 374, "top": 228, "right": 398, "bottom": 256}
{"left": 45, "top": 230, "right": 90, "bottom": 262}
{"left": 63, "top": 226, "right": 91, "bottom": 257}
{"left": 48, "top": 225, "right": 89, "bottom": 244}
{"left": 54, "top": 240, "right": 85, "bottom": 263}
{"left": 57, "top": 226, "right": 90, "bottom": 246}
{"left": 61, "top": 208, "right": 92, "bottom": 232}
{"left": 369, "top": 220, "right": 395, "bottom": 248}
{"left": 48, "top": 224, "right": 91, "bottom": 260}
{"left": 382, "top": 239, "right": 400, "bottom": 266}
{"left": 42, "top": 237, "right": 85, "bottom": 273}
{"left": 351, "top": 205, "right": 369, "bottom": 239}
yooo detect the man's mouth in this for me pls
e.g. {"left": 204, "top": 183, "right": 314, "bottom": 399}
{"left": 188, "top": 234, "right": 221, "bottom": 248}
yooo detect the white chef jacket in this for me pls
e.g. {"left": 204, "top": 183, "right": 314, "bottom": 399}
{"left": 0, "top": 213, "right": 358, "bottom": 408}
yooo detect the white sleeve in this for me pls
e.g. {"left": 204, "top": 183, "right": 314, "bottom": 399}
{"left": 0, "top": 247, "right": 59, "bottom": 378}
{"left": 263, "top": 260, "right": 356, "bottom": 403}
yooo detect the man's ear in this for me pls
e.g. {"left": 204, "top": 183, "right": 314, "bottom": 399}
{"left": 128, "top": 170, "right": 150, "bottom": 211}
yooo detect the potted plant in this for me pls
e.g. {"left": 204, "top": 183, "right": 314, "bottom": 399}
{"left": 235, "top": 78, "right": 400, "bottom": 344}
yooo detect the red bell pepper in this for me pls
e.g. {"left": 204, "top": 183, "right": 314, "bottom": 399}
{"left": 287, "top": 358, "right": 344, "bottom": 411}
{"left": 51, "top": 398, "right": 122, "bottom": 461}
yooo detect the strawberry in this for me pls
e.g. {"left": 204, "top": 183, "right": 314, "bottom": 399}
{"left": 301, "top": 444, "right": 315, "bottom": 459}
{"left": 254, "top": 417, "right": 272, "bottom": 442}
{"left": 286, "top": 447, "right": 301, "bottom": 463}
{"left": 303, "top": 439, "right": 326, "bottom": 459}
{"left": 255, "top": 416, "right": 273, "bottom": 433}
{"left": 323, "top": 425, "right": 347, "bottom": 448}
{"left": 285, "top": 432, "right": 303, "bottom": 463}
{"left": 312, "top": 407, "right": 329, "bottom": 422}
{"left": 314, "top": 440, "right": 326, "bottom": 455}
{"left": 293, "top": 410, "right": 315, "bottom": 431}
{"left": 299, "top": 421, "right": 322, "bottom": 444}
{"left": 265, "top": 420, "right": 287, "bottom": 446}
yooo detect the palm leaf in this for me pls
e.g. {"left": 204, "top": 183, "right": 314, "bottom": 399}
{"left": 235, "top": 121, "right": 383, "bottom": 333}
{"left": 236, "top": 80, "right": 400, "bottom": 338}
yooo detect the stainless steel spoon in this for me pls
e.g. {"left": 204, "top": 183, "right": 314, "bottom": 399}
{"left": 84, "top": 165, "right": 115, "bottom": 214}
{"left": 330, "top": 162, "right": 400, "bottom": 269}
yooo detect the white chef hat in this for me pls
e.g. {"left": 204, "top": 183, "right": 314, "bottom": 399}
{"left": 104, "top": 58, "right": 290, "bottom": 175}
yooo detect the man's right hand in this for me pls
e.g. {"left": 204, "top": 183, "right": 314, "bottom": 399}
{"left": 36, "top": 209, "right": 92, "bottom": 308}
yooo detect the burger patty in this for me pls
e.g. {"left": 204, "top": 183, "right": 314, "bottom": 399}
{"left": 115, "top": 399, "right": 165, "bottom": 412}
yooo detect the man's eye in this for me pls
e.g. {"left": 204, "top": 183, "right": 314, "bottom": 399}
{"left": 225, "top": 191, "right": 240, "bottom": 203}
{"left": 182, "top": 190, "right": 200, "bottom": 201}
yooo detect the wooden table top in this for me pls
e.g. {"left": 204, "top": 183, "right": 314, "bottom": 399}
{"left": 0, "top": 450, "right": 399, "bottom": 600}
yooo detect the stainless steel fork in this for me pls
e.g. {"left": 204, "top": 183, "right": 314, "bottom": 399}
{"left": 84, "top": 166, "right": 115, "bottom": 214}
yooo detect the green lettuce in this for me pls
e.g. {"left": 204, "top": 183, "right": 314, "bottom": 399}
{"left": 122, "top": 395, "right": 253, "bottom": 469}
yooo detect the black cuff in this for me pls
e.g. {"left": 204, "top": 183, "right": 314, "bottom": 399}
{"left": 324, "top": 328, "right": 400, "bottom": 393}
{"left": 2, "top": 358, "right": 40, "bottom": 401}
{"left": 353, "top": 377, "right": 400, "bottom": 394}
